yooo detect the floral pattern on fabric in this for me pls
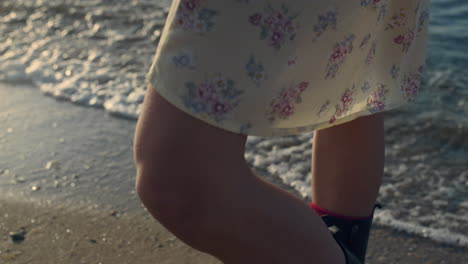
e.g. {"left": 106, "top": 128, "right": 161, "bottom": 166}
{"left": 311, "top": 8, "right": 338, "bottom": 42}
{"left": 394, "top": 29, "right": 415, "bottom": 52}
{"left": 401, "top": 65, "right": 425, "bottom": 102}
{"left": 329, "top": 86, "right": 356, "bottom": 124}
{"left": 266, "top": 81, "right": 309, "bottom": 122}
{"left": 181, "top": 72, "right": 244, "bottom": 122}
{"left": 384, "top": 7, "right": 423, "bottom": 53}
{"left": 385, "top": 8, "right": 408, "bottom": 30}
{"left": 146, "top": 0, "right": 430, "bottom": 136}
{"left": 175, "top": 0, "right": 219, "bottom": 32}
{"left": 248, "top": 3, "right": 301, "bottom": 50}
{"left": 325, "top": 34, "right": 355, "bottom": 79}
{"left": 172, "top": 51, "right": 197, "bottom": 70}
{"left": 365, "top": 40, "right": 377, "bottom": 65}
{"left": 245, "top": 55, "right": 268, "bottom": 87}
{"left": 359, "top": 33, "right": 372, "bottom": 49}
{"left": 367, "top": 83, "right": 389, "bottom": 113}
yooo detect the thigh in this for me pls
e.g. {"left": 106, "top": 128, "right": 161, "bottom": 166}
{"left": 133, "top": 84, "right": 248, "bottom": 167}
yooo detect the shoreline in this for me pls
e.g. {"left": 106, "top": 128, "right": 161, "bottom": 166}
{"left": 1, "top": 83, "right": 467, "bottom": 263}
{"left": 2, "top": 198, "right": 466, "bottom": 264}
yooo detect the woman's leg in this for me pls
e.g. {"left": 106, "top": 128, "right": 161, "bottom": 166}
{"left": 134, "top": 84, "right": 345, "bottom": 264}
{"left": 311, "top": 113, "right": 385, "bottom": 217}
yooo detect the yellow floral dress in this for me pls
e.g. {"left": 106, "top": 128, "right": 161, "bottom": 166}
{"left": 145, "top": 0, "right": 430, "bottom": 137}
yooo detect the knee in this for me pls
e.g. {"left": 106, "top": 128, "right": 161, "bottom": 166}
{"left": 134, "top": 160, "right": 214, "bottom": 249}
{"left": 135, "top": 160, "right": 202, "bottom": 223}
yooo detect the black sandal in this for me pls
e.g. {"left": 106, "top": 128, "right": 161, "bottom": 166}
{"left": 321, "top": 204, "right": 382, "bottom": 264}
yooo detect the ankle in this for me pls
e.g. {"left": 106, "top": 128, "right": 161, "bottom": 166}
{"left": 309, "top": 202, "right": 372, "bottom": 220}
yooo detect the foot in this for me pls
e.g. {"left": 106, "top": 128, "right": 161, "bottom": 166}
{"left": 320, "top": 204, "right": 382, "bottom": 264}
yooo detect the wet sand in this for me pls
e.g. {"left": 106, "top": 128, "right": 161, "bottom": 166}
{"left": 0, "top": 83, "right": 466, "bottom": 263}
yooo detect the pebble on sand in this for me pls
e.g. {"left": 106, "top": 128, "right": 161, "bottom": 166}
{"left": 45, "top": 160, "right": 60, "bottom": 170}
{"left": 9, "top": 228, "right": 26, "bottom": 244}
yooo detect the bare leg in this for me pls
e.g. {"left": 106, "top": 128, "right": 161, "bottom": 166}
{"left": 134, "top": 85, "right": 346, "bottom": 264}
{"left": 311, "top": 113, "right": 385, "bottom": 217}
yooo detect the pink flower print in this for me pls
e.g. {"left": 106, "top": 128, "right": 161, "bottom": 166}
{"left": 175, "top": 0, "right": 219, "bottom": 32}
{"left": 211, "top": 101, "right": 229, "bottom": 117}
{"left": 331, "top": 46, "right": 346, "bottom": 62}
{"left": 329, "top": 86, "right": 356, "bottom": 123}
{"left": 249, "top": 13, "right": 262, "bottom": 25}
{"left": 394, "top": 30, "right": 414, "bottom": 53}
{"left": 288, "top": 88, "right": 298, "bottom": 98}
{"left": 341, "top": 90, "right": 353, "bottom": 105}
{"left": 266, "top": 80, "right": 309, "bottom": 122}
{"left": 325, "top": 34, "right": 355, "bottom": 79}
{"left": 402, "top": 30, "right": 415, "bottom": 52}
{"left": 181, "top": 72, "right": 244, "bottom": 123}
{"left": 249, "top": 3, "right": 301, "bottom": 50}
{"left": 394, "top": 35, "right": 404, "bottom": 44}
{"left": 367, "top": 83, "right": 389, "bottom": 113}
{"left": 197, "top": 82, "right": 218, "bottom": 103}
{"left": 401, "top": 67, "right": 423, "bottom": 102}
{"left": 270, "top": 30, "right": 284, "bottom": 47}
{"left": 279, "top": 103, "right": 295, "bottom": 118}
{"left": 385, "top": 8, "right": 424, "bottom": 52}
{"left": 298, "top": 81, "right": 309, "bottom": 92}
{"left": 385, "top": 8, "right": 407, "bottom": 30}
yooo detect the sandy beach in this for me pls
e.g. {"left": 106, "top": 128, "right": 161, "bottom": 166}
{"left": 1, "top": 83, "right": 467, "bottom": 263}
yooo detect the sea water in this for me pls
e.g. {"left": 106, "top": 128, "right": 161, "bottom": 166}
{"left": 1, "top": 0, "right": 467, "bottom": 247}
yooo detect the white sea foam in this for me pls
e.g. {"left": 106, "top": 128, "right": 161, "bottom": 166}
{"left": 375, "top": 209, "right": 468, "bottom": 247}
{"left": 245, "top": 134, "right": 468, "bottom": 248}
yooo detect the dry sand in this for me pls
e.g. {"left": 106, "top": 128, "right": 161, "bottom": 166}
{"left": 0, "top": 83, "right": 466, "bottom": 263}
